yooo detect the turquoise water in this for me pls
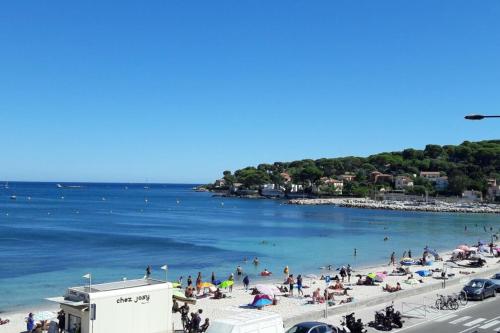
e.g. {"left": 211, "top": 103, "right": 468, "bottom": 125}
{"left": 0, "top": 182, "right": 498, "bottom": 311}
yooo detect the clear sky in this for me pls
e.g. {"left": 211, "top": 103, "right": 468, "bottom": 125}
{"left": 1, "top": 1, "right": 499, "bottom": 183}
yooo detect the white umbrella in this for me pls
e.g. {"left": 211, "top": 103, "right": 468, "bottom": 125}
{"left": 255, "top": 284, "right": 280, "bottom": 297}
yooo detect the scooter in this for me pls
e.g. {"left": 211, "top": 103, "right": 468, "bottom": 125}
{"left": 385, "top": 304, "right": 404, "bottom": 329}
{"left": 368, "top": 310, "right": 392, "bottom": 331}
{"left": 338, "top": 313, "right": 367, "bottom": 333}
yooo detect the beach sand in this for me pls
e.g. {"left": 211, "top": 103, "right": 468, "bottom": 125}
{"left": 1, "top": 249, "right": 499, "bottom": 333}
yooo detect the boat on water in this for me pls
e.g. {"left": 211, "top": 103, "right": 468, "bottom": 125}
{"left": 10, "top": 195, "right": 16, "bottom": 200}
{"left": 57, "top": 183, "right": 83, "bottom": 189}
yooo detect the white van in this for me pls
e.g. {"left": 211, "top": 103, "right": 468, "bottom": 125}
{"left": 206, "top": 311, "right": 284, "bottom": 333}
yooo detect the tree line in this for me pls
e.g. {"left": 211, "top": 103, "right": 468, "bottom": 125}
{"left": 212, "top": 140, "right": 500, "bottom": 197}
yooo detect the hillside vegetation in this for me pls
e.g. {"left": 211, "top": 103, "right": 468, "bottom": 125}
{"left": 215, "top": 140, "right": 500, "bottom": 197}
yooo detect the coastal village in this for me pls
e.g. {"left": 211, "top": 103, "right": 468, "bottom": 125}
{"left": 201, "top": 141, "right": 500, "bottom": 213}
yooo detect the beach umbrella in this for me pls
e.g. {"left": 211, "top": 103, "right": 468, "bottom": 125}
{"left": 255, "top": 284, "right": 280, "bottom": 297}
{"left": 200, "top": 282, "right": 214, "bottom": 288}
{"left": 458, "top": 245, "right": 470, "bottom": 251}
{"left": 213, "top": 280, "right": 221, "bottom": 286}
{"left": 452, "top": 249, "right": 465, "bottom": 254}
{"left": 33, "top": 311, "right": 57, "bottom": 322}
{"left": 171, "top": 282, "right": 181, "bottom": 288}
{"left": 367, "top": 273, "right": 376, "bottom": 279}
{"left": 218, "top": 280, "right": 234, "bottom": 289}
{"left": 305, "top": 274, "right": 318, "bottom": 279}
{"left": 252, "top": 298, "right": 272, "bottom": 308}
{"left": 375, "top": 273, "right": 386, "bottom": 282}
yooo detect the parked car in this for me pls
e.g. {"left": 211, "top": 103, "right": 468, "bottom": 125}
{"left": 286, "top": 322, "right": 336, "bottom": 333}
{"left": 491, "top": 273, "right": 500, "bottom": 291}
{"left": 462, "top": 279, "right": 497, "bottom": 300}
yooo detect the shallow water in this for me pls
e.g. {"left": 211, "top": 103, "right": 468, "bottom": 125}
{"left": 0, "top": 182, "right": 498, "bottom": 311}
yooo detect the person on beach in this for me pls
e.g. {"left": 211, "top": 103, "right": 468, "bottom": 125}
{"left": 228, "top": 273, "right": 234, "bottom": 292}
{"left": 339, "top": 266, "right": 346, "bottom": 282}
{"left": 297, "top": 274, "right": 303, "bottom": 296}
{"left": 253, "top": 257, "right": 259, "bottom": 265}
{"left": 26, "top": 313, "right": 35, "bottom": 333}
{"left": 146, "top": 265, "right": 152, "bottom": 279}
{"left": 408, "top": 249, "right": 412, "bottom": 258}
{"left": 57, "top": 310, "right": 65, "bottom": 333}
{"left": 187, "top": 275, "right": 193, "bottom": 287}
{"left": 402, "top": 250, "right": 407, "bottom": 258}
{"left": 283, "top": 266, "right": 289, "bottom": 279}
{"left": 287, "top": 274, "right": 294, "bottom": 296}
{"left": 196, "top": 272, "right": 202, "bottom": 294}
{"left": 211, "top": 272, "right": 215, "bottom": 284}
{"left": 389, "top": 252, "right": 396, "bottom": 266}
{"left": 180, "top": 303, "right": 190, "bottom": 330}
{"left": 243, "top": 275, "right": 250, "bottom": 290}
{"left": 346, "top": 264, "right": 352, "bottom": 283}
{"left": 178, "top": 276, "right": 184, "bottom": 286}
{"left": 236, "top": 265, "right": 242, "bottom": 277}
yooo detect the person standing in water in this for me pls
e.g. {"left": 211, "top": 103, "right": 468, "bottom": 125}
{"left": 354, "top": 248, "right": 357, "bottom": 256}
{"left": 389, "top": 252, "right": 396, "bottom": 266}
{"left": 145, "top": 265, "right": 152, "bottom": 279}
{"left": 283, "top": 266, "right": 289, "bottom": 280}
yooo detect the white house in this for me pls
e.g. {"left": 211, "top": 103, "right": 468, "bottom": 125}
{"left": 48, "top": 279, "right": 173, "bottom": 333}
{"left": 395, "top": 176, "right": 414, "bottom": 190}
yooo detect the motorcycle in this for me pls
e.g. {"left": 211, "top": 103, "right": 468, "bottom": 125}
{"left": 368, "top": 305, "right": 404, "bottom": 331}
{"left": 368, "top": 310, "right": 392, "bottom": 331}
{"left": 339, "top": 313, "right": 367, "bottom": 333}
{"left": 385, "top": 305, "right": 404, "bottom": 329}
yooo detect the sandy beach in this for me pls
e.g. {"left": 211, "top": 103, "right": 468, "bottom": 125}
{"left": 1, "top": 246, "right": 499, "bottom": 333}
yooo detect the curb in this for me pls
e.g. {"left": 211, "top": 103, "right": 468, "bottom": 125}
{"left": 283, "top": 264, "right": 500, "bottom": 327}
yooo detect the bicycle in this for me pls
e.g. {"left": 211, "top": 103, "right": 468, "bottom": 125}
{"left": 435, "top": 294, "right": 459, "bottom": 310}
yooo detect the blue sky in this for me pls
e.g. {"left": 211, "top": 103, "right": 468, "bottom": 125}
{"left": 1, "top": 1, "right": 499, "bottom": 183}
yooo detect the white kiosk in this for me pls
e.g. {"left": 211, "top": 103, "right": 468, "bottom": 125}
{"left": 48, "top": 279, "right": 173, "bottom": 333}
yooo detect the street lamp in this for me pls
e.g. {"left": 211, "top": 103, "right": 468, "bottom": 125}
{"left": 464, "top": 114, "right": 500, "bottom": 120}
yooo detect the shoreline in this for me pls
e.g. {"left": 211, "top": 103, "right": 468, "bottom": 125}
{"left": 288, "top": 197, "right": 500, "bottom": 214}
{"left": 2, "top": 245, "right": 499, "bottom": 333}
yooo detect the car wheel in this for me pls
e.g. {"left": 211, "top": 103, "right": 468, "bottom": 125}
{"left": 480, "top": 293, "right": 485, "bottom": 301}
{"left": 492, "top": 290, "right": 496, "bottom": 297}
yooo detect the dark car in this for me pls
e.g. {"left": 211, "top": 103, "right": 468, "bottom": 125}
{"left": 491, "top": 273, "right": 500, "bottom": 291}
{"left": 286, "top": 322, "right": 338, "bottom": 333}
{"left": 462, "top": 279, "right": 497, "bottom": 300}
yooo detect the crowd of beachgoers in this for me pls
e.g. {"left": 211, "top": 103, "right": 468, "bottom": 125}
{"left": 2, "top": 240, "right": 499, "bottom": 333}
{"left": 288, "top": 197, "right": 500, "bottom": 213}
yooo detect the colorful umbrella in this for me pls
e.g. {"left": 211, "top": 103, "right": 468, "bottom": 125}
{"left": 218, "top": 280, "right": 234, "bottom": 288}
{"left": 255, "top": 284, "right": 280, "bottom": 297}
{"left": 171, "top": 282, "right": 181, "bottom": 288}
{"left": 375, "top": 273, "right": 386, "bottom": 282}
{"left": 458, "top": 245, "right": 470, "bottom": 251}
{"left": 252, "top": 298, "right": 272, "bottom": 308}
{"left": 367, "top": 273, "right": 376, "bottom": 279}
{"left": 200, "top": 282, "right": 214, "bottom": 288}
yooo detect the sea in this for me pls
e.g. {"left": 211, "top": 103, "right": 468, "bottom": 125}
{"left": 0, "top": 182, "right": 498, "bottom": 312}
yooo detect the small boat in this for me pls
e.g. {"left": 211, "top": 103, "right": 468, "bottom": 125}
{"left": 10, "top": 195, "right": 16, "bottom": 200}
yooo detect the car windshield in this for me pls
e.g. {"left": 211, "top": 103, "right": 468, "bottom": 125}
{"left": 466, "top": 280, "right": 484, "bottom": 288}
{"left": 287, "top": 326, "right": 311, "bottom": 333}
{"left": 493, "top": 274, "right": 500, "bottom": 280}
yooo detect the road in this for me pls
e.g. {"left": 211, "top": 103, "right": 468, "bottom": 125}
{"left": 390, "top": 296, "right": 500, "bottom": 333}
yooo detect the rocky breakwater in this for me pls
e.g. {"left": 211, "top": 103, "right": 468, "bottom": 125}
{"left": 288, "top": 197, "right": 500, "bottom": 214}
